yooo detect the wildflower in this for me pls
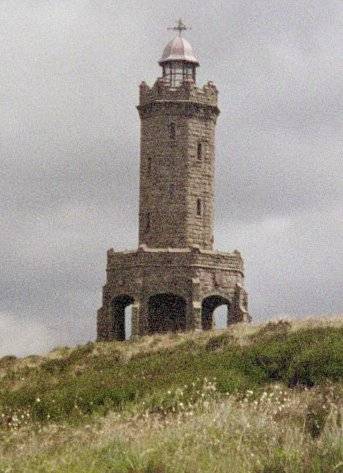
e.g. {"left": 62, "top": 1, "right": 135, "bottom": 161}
{"left": 36, "top": 398, "right": 41, "bottom": 403}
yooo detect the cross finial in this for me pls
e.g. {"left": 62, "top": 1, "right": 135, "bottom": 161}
{"left": 168, "top": 18, "right": 190, "bottom": 36}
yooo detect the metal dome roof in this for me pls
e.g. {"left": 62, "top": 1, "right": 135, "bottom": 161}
{"left": 159, "top": 36, "right": 199, "bottom": 65}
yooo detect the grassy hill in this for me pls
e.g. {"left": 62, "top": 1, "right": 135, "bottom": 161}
{"left": 1, "top": 316, "right": 343, "bottom": 472}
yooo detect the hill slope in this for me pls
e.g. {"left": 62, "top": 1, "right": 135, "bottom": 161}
{"left": 1, "top": 316, "right": 343, "bottom": 473}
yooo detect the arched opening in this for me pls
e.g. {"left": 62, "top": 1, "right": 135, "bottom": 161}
{"left": 213, "top": 306, "right": 227, "bottom": 329}
{"left": 201, "top": 295, "right": 230, "bottom": 331}
{"left": 111, "top": 295, "right": 134, "bottom": 341}
{"left": 148, "top": 293, "right": 187, "bottom": 334}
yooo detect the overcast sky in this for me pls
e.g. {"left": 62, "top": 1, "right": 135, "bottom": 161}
{"left": 1, "top": 0, "right": 342, "bottom": 356}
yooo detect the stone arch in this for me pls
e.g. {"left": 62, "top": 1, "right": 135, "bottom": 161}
{"left": 111, "top": 295, "right": 134, "bottom": 341}
{"left": 148, "top": 293, "right": 187, "bottom": 334}
{"left": 201, "top": 294, "right": 231, "bottom": 331}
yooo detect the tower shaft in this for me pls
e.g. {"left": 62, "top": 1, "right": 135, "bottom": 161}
{"left": 137, "top": 80, "right": 219, "bottom": 249}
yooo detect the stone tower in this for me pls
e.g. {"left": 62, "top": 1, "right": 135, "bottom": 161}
{"left": 97, "top": 21, "right": 250, "bottom": 341}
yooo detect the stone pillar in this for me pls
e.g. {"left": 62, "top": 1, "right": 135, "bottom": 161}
{"left": 97, "top": 306, "right": 113, "bottom": 341}
{"left": 191, "top": 277, "right": 202, "bottom": 330}
{"left": 226, "top": 305, "right": 231, "bottom": 327}
{"left": 96, "top": 307, "right": 106, "bottom": 341}
{"left": 192, "top": 301, "right": 202, "bottom": 330}
{"left": 185, "top": 298, "right": 194, "bottom": 331}
{"left": 138, "top": 298, "right": 150, "bottom": 336}
{"left": 131, "top": 303, "right": 140, "bottom": 339}
{"left": 230, "top": 284, "right": 251, "bottom": 323}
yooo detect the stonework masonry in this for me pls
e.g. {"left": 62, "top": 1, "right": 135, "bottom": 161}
{"left": 97, "top": 31, "right": 250, "bottom": 341}
{"left": 138, "top": 79, "right": 219, "bottom": 250}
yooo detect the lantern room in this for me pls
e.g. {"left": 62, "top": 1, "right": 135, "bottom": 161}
{"left": 158, "top": 19, "right": 199, "bottom": 87}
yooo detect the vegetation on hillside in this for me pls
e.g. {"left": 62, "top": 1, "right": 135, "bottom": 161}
{"left": 0, "top": 317, "right": 343, "bottom": 472}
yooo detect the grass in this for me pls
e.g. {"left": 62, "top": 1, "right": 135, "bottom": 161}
{"left": 0, "top": 316, "right": 343, "bottom": 472}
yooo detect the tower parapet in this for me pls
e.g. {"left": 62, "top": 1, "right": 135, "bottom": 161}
{"left": 138, "top": 79, "right": 219, "bottom": 111}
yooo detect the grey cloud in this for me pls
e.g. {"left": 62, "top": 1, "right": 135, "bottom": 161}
{"left": 0, "top": 311, "right": 58, "bottom": 357}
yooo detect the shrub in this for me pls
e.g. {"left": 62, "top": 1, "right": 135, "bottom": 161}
{"left": 242, "top": 327, "right": 343, "bottom": 386}
{"left": 205, "top": 332, "right": 236, "bottom": 351}
{"left": 253, "top": 320, "right": 291, "bottom": 341}
{"left": 0, "top": 356, "right": 17, "bottom": 369}
{"left": 41, "top": 358, "right": 68, "bottom": 375}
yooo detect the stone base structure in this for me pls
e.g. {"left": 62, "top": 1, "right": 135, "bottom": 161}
{"left": 97, "top": 244, "right": 250, "bottom": 341}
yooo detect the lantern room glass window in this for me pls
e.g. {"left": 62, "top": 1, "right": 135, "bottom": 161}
{"left": 162, "top": 61, "right": 196, "bottom": 87}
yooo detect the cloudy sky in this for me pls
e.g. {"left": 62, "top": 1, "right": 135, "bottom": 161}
{"left": 1, "top": 0, "right": 342, "bottom": 356}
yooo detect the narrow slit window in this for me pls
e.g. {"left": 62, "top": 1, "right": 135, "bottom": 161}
{"left": 197, "top": 142, "right": 202, "bottom": 160}
{"left": 146, "top": 212, "right": 151, "bottom": 232}
{"left": 169, "top": 183, "right": 175, "bottom": 198}
{"left": 169, "top": 123, "right": 176, "bottom": 140}
{"left": 196, "top": 199, "right": 202, "bottom": 216}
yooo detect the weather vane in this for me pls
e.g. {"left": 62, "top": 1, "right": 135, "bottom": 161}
{"left": 168, "top": 18, "right": 191, "bottom": 36}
